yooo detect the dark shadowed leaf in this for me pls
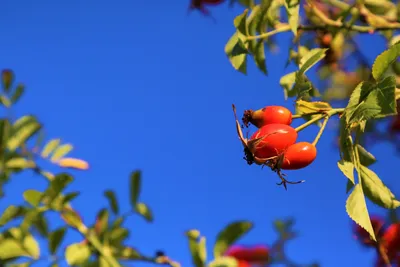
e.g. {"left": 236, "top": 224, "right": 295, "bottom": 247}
{"left": 42, "top": 173, "right": 73, "bottom": 204}
{"left": 49, "top": 227, "right": 67, "bottom": 255}
{"left": 1, "top": 69, "right": 14, "bottom": 92}
{"left": 357, "top": 145, "right": 376, "bottom": 166}
{"left": 213, "top": 221, "right": 253, "bottom": 258}
{"left": 10, "top": 84, "right": 25, "bottom": 105}
{"left": 95, "top": 209, "right": 109, "bottom": 236}
{"left": 346, "top": 184, "right": 376, "bottom": 241}
{"left": 104, "top": 190, "right": 119, "bottom": 215}
{"left": 130, "top": 170, "right": 141, "bottom": 207}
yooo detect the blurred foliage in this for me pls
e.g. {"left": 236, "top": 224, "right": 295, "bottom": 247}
{"left": 2, "top": 0, "right": 400, "bottom": 266}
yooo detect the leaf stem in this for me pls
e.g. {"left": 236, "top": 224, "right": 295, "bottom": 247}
{"left": 245, "top": 22, "right": 400, "bottom": 42}
{"left": 312, "top": 116, "right": 329, "bottom": 146}
{"left": 294, "top": 108, "right": 344, "bottom": 133}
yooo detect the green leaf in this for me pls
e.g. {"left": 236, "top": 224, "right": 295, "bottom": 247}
{"left": 360, "top": 165, "right": 400, "bottom": 209}
{"left": 61, "top": 209, "right": 83, "bottom": 229}
{"left": 23, "top": 190, "right": 43, "bottom": 207}
{"left": 117, "top": 246, "right": 141, "bottom": 260}
{"left": 109, "top": 227, "right": 129, "bottom": 245}
{"left": 8, "top": 262, "right": 31, "bottom": 267}
{"left": 48, "top": 227, "right": 66, "bottom": 255}
{"left": 42, "top": 173, "right": 73, "bottom": 204}
{"left": 337, "top": 160, "right": 354, "bottom": 185}
{"left": 298, "top": 48, "right": 327, "bottom": 76}
{"left": 50, "top": 143, "right": 73, "bottom": 162}
{"left": 372, "top": 42, "right": 400, "bottom": 81}
{"left": 41, "top": 139, "right": 61, "bottom": 158}
{"left": 65, "top": 243, "right": 91, "bottom": 265}
{"left": 186, "top": 230, "right": 207, "bottom": 267}
{"left": 135, "top": 202, "right": 153, "bottom": 222}
{"left": 104, "top": 190, "right": 119, "bottom": 215}
{"left": 6, "top": 157, "right": 36, "bottom": 170}
{"left": 346, "top": 184, "right": 376, "bottom": 241}
{"left": 284, "top": 0, "right": 300, "bottom": 36}
{"left": 95, "top": 208, "right": 109, "bottom": 236}
{"left": 10, "top": 84, "right": 25, "bottom": 104}
{"left": 130, "top": 170, "right": 141, "bottom": 207}
{"left": 7, "top": 116, "right": 41, "bottom": 152}
{"left": 1, "top": 69, "right": 14, "bottom": 92}
{"left": 345, "top": 77, "right": 397, "bottom": 125}
{"left": 20, "top": 209, "right": 40, "bottom": 233}
{"left": 295, "top": 100, "right": 332, "bottom": 114}
{"left": 233, "top": 9, "right": 249, "bottom": 37}
{"left": 0, "top": 228, "right": 40, "bottom": 260}
{"left": 253, "top": 41, "right": 267, "bottom": 75}
{"left": 357, "top": 145, "right": 376, "bottom": 166}
{"left": 0, "top": 205, "right": 23, "bottom": 226}
{"left": 213, "top": 221, "right": 253, "bottom": 258}
{"left": 32, "top": 213, "right": 48, "bottom": 237}
{"left": 62, "top": 192, "right": 80, "bottom": 205}
{"left": 208, "top": 257, "right": 239, "bottom": 267}
{"left": 0, "top": 95, "right": 11, "bottom": 107}
{"left": 280, "top": 72, "right": 296, "bottom": 99}
{"left": 225, "top": 32, "right": 248, "bottom": 75}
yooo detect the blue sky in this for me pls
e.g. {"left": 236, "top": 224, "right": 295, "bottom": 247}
{"left": 0, "top": 1, "right": 398, "bottom": 267}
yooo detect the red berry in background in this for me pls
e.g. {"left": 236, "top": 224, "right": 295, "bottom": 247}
{"left": 189, "top": 0, "right": 224, "bottom": 17}
{"left": 242, "top": 106, "right": 293, "bottom": 128}
{"left": 381, "top": 223, "right": 400, "bottom": 258}
{"left": 389, "top": 117, "right": 400, "bottom": 133}
{"left": 225, "top": 245, "right": 269, "bottom": 264}
{"left": 250, "top": 124, "right": 297, "bottom": 159}
{"left": 353, "top": 216, "right": 385, "bottom": 247}
{"left": 237, "top": 260, "right": 251, "bottom": 267}
{"left": 280, "top": 142, "right": 317, "bottom": 170}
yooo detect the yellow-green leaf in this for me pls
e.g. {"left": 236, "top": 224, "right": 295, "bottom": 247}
{"left": 7, "top": 116, "right": 41, "bottom": 152}
{"left": 295, "top": 100, "right": 332, "bottom": 114}
{"left": 357, "top": 145, "right": 376, "bottom": 166}
{"left": 23, "top": 189, "right": 42, "bottom": 207}
{"left": 61, "top": 209, "right": 83, "bottom": 230}
{"left": 0, "top": 228, "right": 40, "bottom": 260}
{"left": 213, "top": 221, "right": 253, "bottom": 258}
{"left": 135, "top": 202, "right": 153, "bottom": 222}
{"left": 208, "top": 257, "right": 239, "bottom": 267}
{"left": 346, "top": 184, "right": 376, "bottom": 241}
{"left": 284, "top": 0, "right": 300, "bottom": 36}
{"left": 372, "top": 42, "right": 400, "bottom": 81}
{"left": 299, "top": 48, "right": 328, "bottom": 76}
{"left": 50, "top": 143, "right": 73, "bottom": 162}
{"left": 41, "top": 139, "right": 60, "bottom": 158}
{"left": 360, "top": 165, "right": 400, "bottom": 209}
{"left": 0, "top": 205, "right": 23, "bottom": 226}
{"left": 337, "top": 160, "right": 354, "bottom": 185}
{"left": 186, "top": 231, "right": 207, "bottom": 267}
{"left": 6, "top": 157, "right": 36, "bottom": 169}
{"left": 225, "top": 32, "right": 248, "bottom": 75}
{"left": 42, "top": 173, "right": 73, "bottom": 204}
{"left": 65, "top": 243, "right": 90, "bottom": 265}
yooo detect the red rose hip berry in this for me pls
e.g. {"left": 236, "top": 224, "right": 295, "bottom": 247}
{"left": 280, "top": 142, "right": 317, "bottom": 170}
{"left": 243, "top": 106, "right": 293, "bottom": 128}
{"left": 250, "top": 124, "right": 297, "bottom": 159}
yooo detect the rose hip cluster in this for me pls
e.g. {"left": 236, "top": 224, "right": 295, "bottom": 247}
{"left": 232, "top": 105, "right": 317, "bottom": 189}
{"left": 224, "top": 245, "right": 270, "bottom": 267}
{"left": 353, "top": 216, "right": 400, "bottom": 266}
